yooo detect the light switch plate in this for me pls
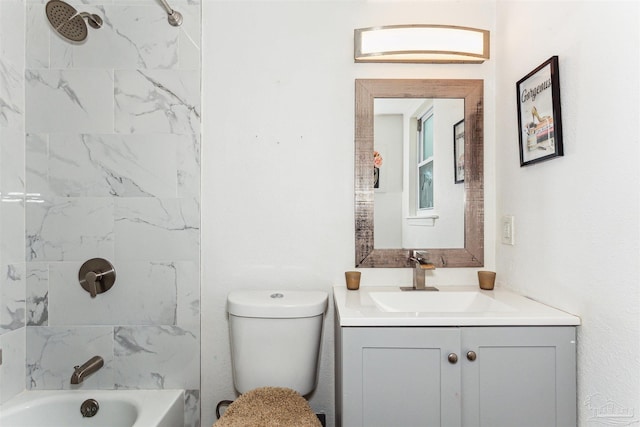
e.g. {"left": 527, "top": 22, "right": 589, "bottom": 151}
{"left": 501, "top": 215, "right": 515, "bottom": 245}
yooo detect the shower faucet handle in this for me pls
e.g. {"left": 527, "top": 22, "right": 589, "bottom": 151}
{"left": 84, "top": 271, "right": 102, "bottom": 298}
{"left": 79, "top": 258, "right": 116, "bottom": 298}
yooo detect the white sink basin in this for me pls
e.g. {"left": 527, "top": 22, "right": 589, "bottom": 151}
{"left": 369, "top": 291, "right": 516, "bottom": 313}
{"left": 333, "top": 285, "right": 581, "bottom": 326}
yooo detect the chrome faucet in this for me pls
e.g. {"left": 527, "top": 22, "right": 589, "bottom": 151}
{"left": 70, "top": 356, "right": 104, "bottom": 385}
{"left": 401, "top": 251, "right": 438, "bottom": 291}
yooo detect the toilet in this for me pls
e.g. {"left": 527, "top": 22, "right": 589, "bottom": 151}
{"left": 227, "top": 289, "right": 328, "bottom": 394}
{"left": 216, "top": 289, "right": 328, "bottom": 426}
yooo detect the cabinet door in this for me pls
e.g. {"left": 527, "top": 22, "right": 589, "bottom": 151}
{"left": 461, "top": 327, "right": 576, "bottom": 427}
{"left": 340, "top": 327, "right": 461, "bottom": 427}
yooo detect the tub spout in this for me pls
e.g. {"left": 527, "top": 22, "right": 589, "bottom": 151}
{"left": 70, "top": 356, "right": 104, "bottom": 385}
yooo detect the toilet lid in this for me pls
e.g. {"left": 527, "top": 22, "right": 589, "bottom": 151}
{"left": 227, "top": 290, "right": 328, "bottom": 318}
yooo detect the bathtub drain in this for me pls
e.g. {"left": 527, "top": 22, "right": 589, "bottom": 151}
{"left": 80, "top": 398, "right": 99, "bottom": 418}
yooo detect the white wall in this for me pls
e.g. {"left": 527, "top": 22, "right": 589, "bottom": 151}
{"left": 495, "top": 1, "right": 640, "bottom": 423}
{"left": 202, "top": 2, "right": 495, "bottom": 426}
{"left": 373, "top": 114, "right": 403, "bottom": 248}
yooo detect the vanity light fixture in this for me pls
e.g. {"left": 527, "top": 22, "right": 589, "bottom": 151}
{"left": 354, "top": 24, "right": 490, "bottom": 64}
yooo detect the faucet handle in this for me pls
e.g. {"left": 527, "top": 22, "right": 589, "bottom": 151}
{"left": 84, "top": 271, "right": 99, "bottom": 298}
{"left": 410, "top": 250, "right": 435, "bottom": 269}
{"left": 410, "top": 250, "right": 428, "bottom": 262}
{"left": 79, "top": 258, "right": 116, "bottom": 298}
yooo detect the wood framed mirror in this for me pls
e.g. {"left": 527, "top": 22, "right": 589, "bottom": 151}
{"left": 355, "top": 79, "right": 484, "bottom": 268}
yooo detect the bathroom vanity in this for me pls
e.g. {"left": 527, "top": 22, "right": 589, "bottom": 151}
{"left": 333, "top": 285, "right": 580, "bottom": 427}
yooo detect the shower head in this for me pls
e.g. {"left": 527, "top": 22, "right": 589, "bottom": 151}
{"left": 45, "top": 0, "right": 102, "bottom": 43}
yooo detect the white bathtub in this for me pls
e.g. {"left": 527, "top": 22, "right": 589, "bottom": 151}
{"left": 0, "top": 389, "right": 184, "bottom": 427}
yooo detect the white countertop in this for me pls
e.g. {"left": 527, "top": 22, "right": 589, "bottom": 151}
{"left": 333, "top": 285, "right": 581, "bottom": 327}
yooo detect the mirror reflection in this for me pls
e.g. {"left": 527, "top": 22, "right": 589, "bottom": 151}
{"left": 355, "top": 79, "right": 484, "bottom": 268}
{"left": 373, "top": 98, "right": 465, "bottom": 249}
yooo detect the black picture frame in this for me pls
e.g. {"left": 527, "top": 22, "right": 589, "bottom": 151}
{"left": 516, "top": 56, "right": 563, "bottom": 166}
{"left": 453, "top": 119, "right": 465, "bottom": 183}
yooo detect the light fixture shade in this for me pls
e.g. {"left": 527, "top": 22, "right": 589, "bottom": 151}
{"left": 354, "top": 24, "right": 490, "bottom": 64}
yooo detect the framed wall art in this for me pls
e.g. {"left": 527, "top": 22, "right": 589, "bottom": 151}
{"left": 453, "top": 119, "right": 465, "bottom": 183}
{"left": 516, "top": 56, "right": 564, "bottom": 166}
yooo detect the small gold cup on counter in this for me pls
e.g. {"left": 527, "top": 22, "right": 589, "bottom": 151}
{"left": 345, "top": 271, "right": 361, "bottom": 290}
{"left": 477, "top": 271, "right": 496, "bottom": 290}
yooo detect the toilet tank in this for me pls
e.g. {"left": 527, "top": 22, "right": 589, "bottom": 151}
{"left": 227, "top": 290, "right": 328, "bottom": 395}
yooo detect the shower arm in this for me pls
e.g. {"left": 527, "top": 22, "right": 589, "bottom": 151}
{"left": 157, "top": 0, "right": 183, "bottom": 27}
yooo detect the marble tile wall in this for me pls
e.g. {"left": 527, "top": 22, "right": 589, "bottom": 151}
{"left": 2, "top": 0, "right": 201, "bottom": 426}
{"left": 0, "top": 0, "right": 28, "bottom": 405}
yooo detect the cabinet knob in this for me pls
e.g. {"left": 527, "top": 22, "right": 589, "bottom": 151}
{"left": 466, "top": 351, "right": 477, "bottom": 361}
{"left": 447, "top": 353, "right": 458, "bottom": 364}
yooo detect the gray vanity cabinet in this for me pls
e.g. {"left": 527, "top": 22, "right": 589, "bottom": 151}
{"left": 335, "top": 326, "right": 576, "bottom": 427}
{"left": 460, "top": 326, "right": 577, "bottom": 427}
{"left": 336, "top": 326, "right": 462, "bottom": 427}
